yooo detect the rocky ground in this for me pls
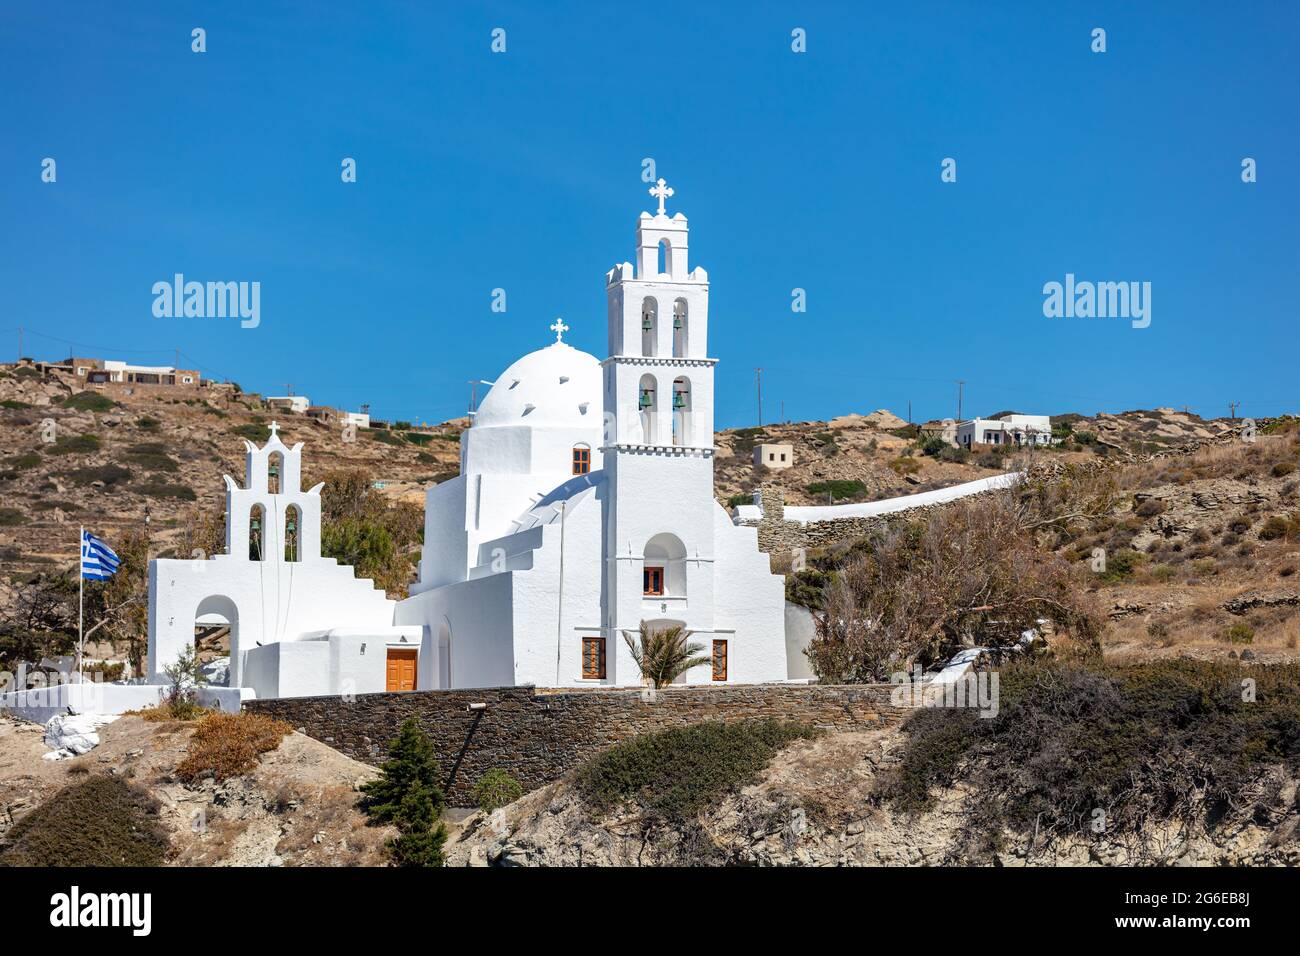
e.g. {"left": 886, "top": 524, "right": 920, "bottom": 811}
{"left": 447, "top": 724, "right": 1300, "bottom": 868}
{"left": 0, "top": 713, "right": 395, "bottom": 866}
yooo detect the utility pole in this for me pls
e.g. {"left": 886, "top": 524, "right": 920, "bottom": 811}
{"left": 1228, "top": 401, "right": 1239, "bottom": 420}
{"left": 754, "top": 368, "right": 764, "bottom": 427}
{"left": 283, "top": 383, "right": 294, "bottom": 397}
{"left": 780, "top": 399, "right": 785, "bottom": 424}
{"left": 174, "top": 347, "right": 180, "bottom": 370}
{"left": 17, "top": 326, "right": 22, "bottom": 362}
{"left": 908, "top": 400, "right": 912, "bottom": 424}
{"left": 956, "top": 380, "right": 965, "bottom": 422}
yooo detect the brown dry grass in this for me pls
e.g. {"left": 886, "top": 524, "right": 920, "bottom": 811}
{"left": 175, "top": 712, "right": 293, "bottom": 783}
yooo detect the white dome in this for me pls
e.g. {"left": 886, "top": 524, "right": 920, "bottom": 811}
{"left": 473, "top": 341, "right": 601, "bottom": 430}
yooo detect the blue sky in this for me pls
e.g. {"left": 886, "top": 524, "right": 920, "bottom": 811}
{"left": 2, "top": 1, "right": 1296, "bottom": 427}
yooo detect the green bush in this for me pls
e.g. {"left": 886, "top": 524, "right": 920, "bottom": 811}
{"left": 726, "top": 492, "right": 751, "bottom": 508}
{"left": 1226, "top": 623, "right": 1255, "bottom": 644}
{"left": 575, "top": 719, "right": 816, "bottom": 824}
{"left": 0, "top": 508, "right": 28, "bottom": 526}
{"left": 403, "top": 432, "right": 434, "bottom": 446}
{"left": 4, "top": 453, "right": 41, "bottom": 470}
{"left": 0, "top": 399, "right": 32, "bottom": 410}
{"left": 1099, "top": 548, "right": 1144, "bottom": 582}
{"left": 67, "top": 464, "right": 132, "bottom": 487}
{"left": 59, "top": 392, "right": 116, "bottom": 412}
{"left": 1259, "top": 516, "right": 1290, "bottom": 541}
{"left": 136, "top": 482, "right": 196, "bottom": 500}
{"left": 360, "top": 718, "right": 448, "bottom": 867}
{"left": 230, "top": 422, "right": 270, "bottom": 441}
{"left": 806, "top": 479, "right": 868, "bottom": 501}
{"left": 370, "top": 429, "right": 404, "bottom": 446}
{"left": 48, "top": 433, "right": 101, "bottom": 455}
{"left": 126, "top": 442, "right": 179, "bottom": 472}
{"left": 0, "top": 776, "right": 168, "bottom": 867}
{"left": 472, "top": 769, "right": 525, "bottom": 812}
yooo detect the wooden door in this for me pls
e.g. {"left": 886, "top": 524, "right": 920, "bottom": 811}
{"left": 386, "top": 648, "right": 418, "bottom": 692}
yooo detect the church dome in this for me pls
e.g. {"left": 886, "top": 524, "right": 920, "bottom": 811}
{"left": 473, "top": 341, "right": 602, "bottom": 430}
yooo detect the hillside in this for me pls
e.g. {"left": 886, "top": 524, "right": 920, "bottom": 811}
{"left": 0, "top": 713, "right": 395, "bottom": 866}
{"left": 0, "top": 364, "right": 462, "bottom": 582}
{"left": 1, "top": 361, "right": 1249, "bottom": 581}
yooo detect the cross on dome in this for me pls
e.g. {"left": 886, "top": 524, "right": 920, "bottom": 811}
{"left": 649, "top": 178, "right": 674, "bottom": 216}
{"left": 550, "top": 318, "right": 569, "bottom": 342}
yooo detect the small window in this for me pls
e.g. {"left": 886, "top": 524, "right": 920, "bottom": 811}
{"left": 712, "top": 640, "right": 728, "bottom": 681}
{"left": 780, "top": 453, "right": 786, "bottom": 462}
{"left": 572, "top": 445, "right": 591, "bottom": 475}
{"left": 643, "top": 566, "right": 664, "bottom": 596}
{"left": 582, "top": 637, "right": 606, "bottom": 680}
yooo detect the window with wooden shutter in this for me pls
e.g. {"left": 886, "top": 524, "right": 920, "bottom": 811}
{"left": 712, "top": 640, "right": 727, "bottom": 681}
{"left": 643, "top": 566, "right": 664, "bottom": 596}
{"left": 572, "top": 445, "right": 591, "bottom": 475}
{"left": 582, "top": 637, "right": 606, "bottom": 680}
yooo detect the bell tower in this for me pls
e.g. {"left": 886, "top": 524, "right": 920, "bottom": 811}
{"left": 600, "top": 180, "right": 721, "bottom": 683}
{"left": 603, "top": 179, "right": 714, "bottom": 450}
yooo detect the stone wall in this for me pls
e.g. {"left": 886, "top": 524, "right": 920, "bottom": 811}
{"left": 244, "top": 682, "right": 902, "bottom": 805}
{"left": 751, "top": 485, "right": 960, "bottom": 552}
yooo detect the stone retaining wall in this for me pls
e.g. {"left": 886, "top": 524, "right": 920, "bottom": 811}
{"left": 244, "top": 683, "right": 902, "bottom": 805}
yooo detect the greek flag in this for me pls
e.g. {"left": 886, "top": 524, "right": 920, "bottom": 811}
{"left": 80, "top": 530, "right": 120, "bottom": 581}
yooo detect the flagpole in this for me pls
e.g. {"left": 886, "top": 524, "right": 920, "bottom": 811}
{"left": 78, "top": 525, "right": 84, "bottom": 684}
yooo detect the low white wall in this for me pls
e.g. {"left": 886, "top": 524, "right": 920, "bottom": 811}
{"left": 735, "top": 472, "right": 1024, "bottom": 526}
{"left": 0, "top": 682, "right": 250, "bottom": 722}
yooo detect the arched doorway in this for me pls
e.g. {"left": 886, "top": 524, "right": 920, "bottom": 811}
{"left": 194, "top": 594, "right": 239, "bottom": 687}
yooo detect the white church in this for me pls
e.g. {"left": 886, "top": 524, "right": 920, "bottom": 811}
{"left": 146, "top": 182, "right": 795, "bottom": 699}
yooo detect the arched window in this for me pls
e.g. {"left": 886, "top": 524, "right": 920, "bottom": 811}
{"left": 643, "top": 533, "right": 687, "bottom": 598}
{"left": 572, "top": 444, "right": 591, "bottom": 475}
{"left": 640, "top": 297, "right": 658, "bottom": 357}
{"left": 249, "top": 504, "right": 265, "bottom": 561}
{"left": 657, "top": 237, "right": 671, "bottom": 277}
{"left": 672, "top": 377, "right": 692, "bottom": 446}
{"left": 637, "top": 373, "right": 658, "bottom": 444}
{"left": 672, "top": 298, "right": 689, "bottom": 357}
{"left": 284, "top": 505, "right": 301, "bottom": 562}
{"left": 267, "top": 452, "right": 283, "bottom": 494}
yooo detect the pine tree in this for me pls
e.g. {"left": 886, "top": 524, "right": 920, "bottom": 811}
{"left": 360, "top": 718, "right": 448, "bottom": 866}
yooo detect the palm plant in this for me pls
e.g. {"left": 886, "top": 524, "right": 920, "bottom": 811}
{"left": 622, "top": 623, "right": 709, "bottom": 688}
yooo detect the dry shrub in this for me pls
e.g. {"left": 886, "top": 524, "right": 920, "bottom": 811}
{"left": 881, "top": 659, "right": 1300, "bottom": 862}
{"left": 0, "top": 775, "right": 168, "bottom": 867}
{"left": 175, "top": 712, "right": 292, "bottom": 783}
{"left": 806, "top": 494, "right": 1102, "bottom": 681}
{"left": 127, "top": 703, "right": 212, "bottom": 723}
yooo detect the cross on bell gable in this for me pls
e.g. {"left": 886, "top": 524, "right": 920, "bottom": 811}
{"left": 648, "top": 178, "right": 674, "bottom": 216}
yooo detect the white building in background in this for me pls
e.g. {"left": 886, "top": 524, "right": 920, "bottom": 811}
{"left": 956, "top": 414, "right": 1052, "bottom": 448}
{"left": 141, "top": 182, "right": 791, "bottom": 701}
{"left": 753, "top": 443, "right": 794, "bottom": 470}
{"left": 266, "top": 395, "right": 310, "bottom": 414}
{"left": 340, "top": 410, "right": 371, "bottom": 429}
